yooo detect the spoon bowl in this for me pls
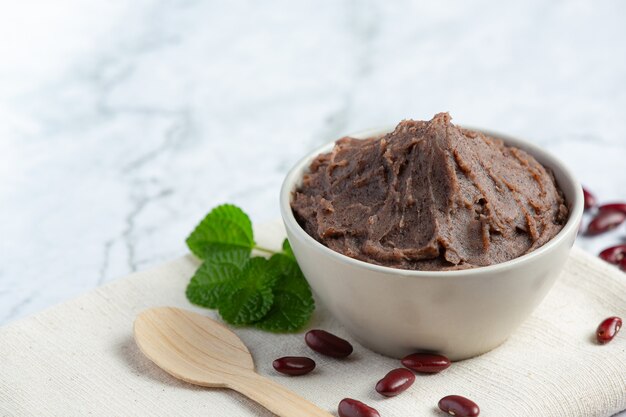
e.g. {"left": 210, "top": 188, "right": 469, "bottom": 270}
{"left": 134, "top": 306, "right": 254, "bottom": 387}
{"left": 134, "top": 307, "right": 332, "bottom": 417}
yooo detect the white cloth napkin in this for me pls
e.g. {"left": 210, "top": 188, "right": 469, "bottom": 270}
{"left": 0, "top": 220, "right": 624, "bottom": 417}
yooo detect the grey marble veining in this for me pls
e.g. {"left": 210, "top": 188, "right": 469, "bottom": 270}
{"left": 0, "top": 0, "right": 625, "bottom": 333}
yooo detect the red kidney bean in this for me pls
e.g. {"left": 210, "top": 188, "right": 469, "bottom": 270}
{"left": 305, "top": 329, "right": 353, "bottom": 358}
{"left": 401, "top": 352, "right": 451, "bottom": 374}
{"left": 596, "top": 316, "right": 622, "bottom": 344}
{"left": 620, "top": 258, "right": 626, "bottom": 272}
{"left": 338, "top": 398, "right": 380, "bottom": 417}
{"left": 599, "top": 203, "right": 626, "bottom": 215}
{"left": 438, "top": 395, "right": 480, "bottom": 417}
{"left": 586, "top": 210, "right": 626, "bottom": 235}
{"left": 599, "top": 244, "right": 626, "bottom": 265}
{"left": 272, "top": 356, "right": 315, "bottom": 376}
{"left": 583, "top": 187, "right": 596, "bottom": 211}
{"left": 375, "top": 368, "right": 415, "bottom": 397}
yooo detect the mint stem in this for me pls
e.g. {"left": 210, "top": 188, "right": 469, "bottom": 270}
{"left": 253, "top": 245, "right": 278, "bottom": 255}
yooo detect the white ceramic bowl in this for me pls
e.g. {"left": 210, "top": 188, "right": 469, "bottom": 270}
{"left": 280, "top": 126, "right": 584, "bottom": 361}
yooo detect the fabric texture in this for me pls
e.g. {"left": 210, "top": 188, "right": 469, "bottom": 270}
{"left": 0, "top": 220, "right": 624, "bottom": 417}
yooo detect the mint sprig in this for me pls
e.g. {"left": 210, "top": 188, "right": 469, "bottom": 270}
{"left": 185, "top": 204, "right": 314, "bottom": 332}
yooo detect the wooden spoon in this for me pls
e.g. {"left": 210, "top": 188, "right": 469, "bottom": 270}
{"left": 134, "top": 307, "right": 333, "bottom": 417}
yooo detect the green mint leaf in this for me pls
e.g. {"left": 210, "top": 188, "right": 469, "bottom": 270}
{"left": 281, "top": 238, "right": 295, "bottom": 260}
{"left": 184, "top": 204, "right": 316, "bottom": 333}
{"left": 186, "top": 204, "right": 254, "bottom": 260}
{"left": 218, "top": 257, "right": 278, "bottom": 325}
{"left": 256, "top": 292, "right": 312, "bottom": 332}
{"left": 185, "top": 248, "right": 249, "bottom": 309}
{"left": 268, "top": 254, "right": 313, "bottom": 306}
{"left": 254, "top": 254, "right": 314, "bottom": 332}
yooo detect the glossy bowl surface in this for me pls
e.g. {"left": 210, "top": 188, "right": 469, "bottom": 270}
{"left": 280, "top": 126, "right": 584, "bottom": 360}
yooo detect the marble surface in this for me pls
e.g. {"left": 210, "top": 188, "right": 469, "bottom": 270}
{"left": 1, "top": 1, "right": 625, "bottom": 415}
{"left": 1, "top": 0, "right": 625, "bottom": 367}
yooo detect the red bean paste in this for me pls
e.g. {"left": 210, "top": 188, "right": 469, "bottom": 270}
{"left": 291, "top": 113, "right": 569, "bottom": 270}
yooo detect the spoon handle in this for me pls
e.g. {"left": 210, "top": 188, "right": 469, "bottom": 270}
{"left": 234, "top": 372, "right": 334, "bottom": 417}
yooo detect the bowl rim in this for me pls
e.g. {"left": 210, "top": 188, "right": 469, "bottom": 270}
{"left": 280, "top": 125, "right": 584, "bottom": 278}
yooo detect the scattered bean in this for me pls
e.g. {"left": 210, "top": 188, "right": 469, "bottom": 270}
{"left": 586, "top": 210, "right": 626, "bottom": 236}
{"left": 599, "top": 245, "right": 626, "bottom": 265}
{"left": 375, "top": 368, "right": 415, "bottom": 397}
{"left": 583, "top": 187, "right": 596, "bottom": 211}
{"left": 401, "top": 352, "right": 451, "bottom": 374}
{"left": 438, "top": 395, "right": 480, "bottom": 417}
{"left": 305, "top": 329, "right": 353, "bottom": 358}
{"left": 272, "top": 356, "right": 315, "bottom": 376}
{"left": 596, "top": 316, "right": 622, "bottom": 344}
{"left": 338, "top": 398, "right": 380, "bottom": 417}
{"left": 599, "top": 202, "right": 626, "bottom": 215}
